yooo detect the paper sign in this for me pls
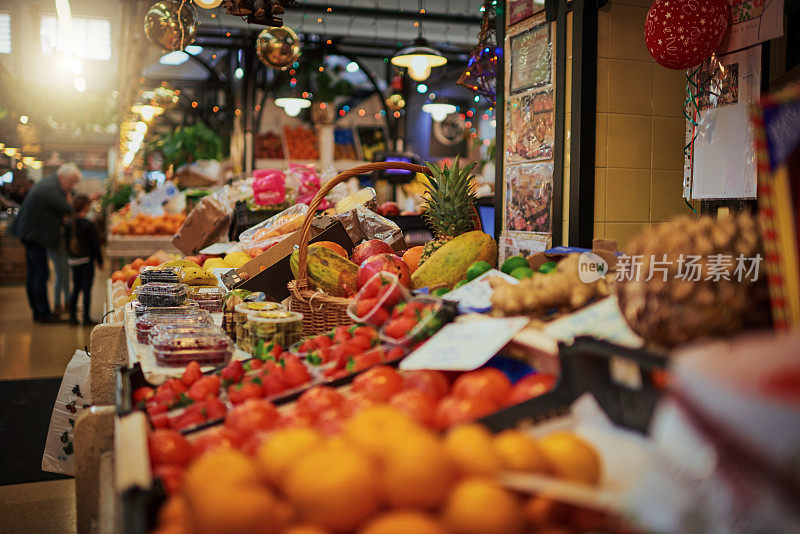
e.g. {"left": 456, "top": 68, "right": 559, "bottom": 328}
{"left": 543, "top": 296, "right": 643, "bottom": 348}
{"left": 443, "top": 269, "right": 518, "bottom": 312}
{"left": 400, "top": 317, "right": 530, "bottom": 371}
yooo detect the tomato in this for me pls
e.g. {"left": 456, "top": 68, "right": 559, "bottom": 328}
{"left": 148, "top": 429, "right": 194, "bottom": 467}
{"left": 225, "top": 399, "right": 280, "bottom": 440}
{"left": 180, "top": 361, "right": 202, "bottom": 387}
{"left": 279, "top": 407, "right": 315, "bottom": 429}
{"left": 282, "top": 355, "right": 312, "bottom": 388}
{"left": 452, "top": 368, "right": 512, "bottom": 405}
{"left": 403, "top": 370, "right": 450, "bottom": 399}
{"left": 389, "top": 389, "right": 439, "bottom": 428}
{"left": 297, "top": 386, "right": 345, "bottom": 416}
{"left": 133, "top": 386, "right": 155, "bottom": 405}
{"left": 435, "top": 394, "right": 499, "bottom": 429}
{"left": 352, "top": 365, "right": 404, "bottom": 401}
{"left": 192, "top": 427, "right": 241, "bottom": 456}
{"left": 220, "top": 360, "right": 244, "bottom": 383}
{"left": 342, "top": 391, "right": 380, "bottom": 416}
{"left": 153, "top": 464, "right": 184, "bottom": 495}
{"left": 315, "top": 409, "right": 346, "bottom": 436}
{"left": 505, "top": 373, "right": 556, "bottom": 406}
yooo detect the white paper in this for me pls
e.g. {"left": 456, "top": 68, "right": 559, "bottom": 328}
{"left": 200, "top": 242, "right": 237, "bottom": 255}
{"left": 543, "top": 296, "right": 644, "bottom": 348}
{"left": 399, "top": 317, "right": 530, "bottom": 371}
{"left": 689, "top": 46, "right": 760, "bottom": 200}
{"left": 443, "top": 269, "right": 519, "bottom": 312}
{"left": 718, "top": 0, "right": 784, "bottom": 54}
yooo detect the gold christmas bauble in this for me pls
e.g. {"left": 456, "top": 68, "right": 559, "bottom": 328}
{"left": 256, "top": 26, "right": 301, "bottom": 70}
{"left": 152, "top": 86, "right": 179, "bottom": 109}
{"left": 144, "top": 1, "right": 197, "bottom": 52}
{"left": 385, "top": 93, "right": 406, "bottom": 111}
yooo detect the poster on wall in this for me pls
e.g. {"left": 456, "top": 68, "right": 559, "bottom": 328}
{"left": 499, "top": 234, "right": 550, "bottom": 265}
{"left": 509, "top": 22, "right": 552, "bottom": 94}
{"left": 507, "top": 0, "right": 545, "bottom": 26}
{"left": 505, "top": 88, "right": 554, "bottom": 163}
{"left": 719, "top": 0, "right": 784, "bottom": 53}
{"left": 504, "top": 161, "right": 554, "bottom": 234}
{"left": 685, "top": 45, "right": 761, "bottom": 199}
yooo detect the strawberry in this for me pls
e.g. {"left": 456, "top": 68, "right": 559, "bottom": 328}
{"left": 227, "top": 379, "right": 262, "bottom": 405}
{"left": 360, "top": 275, "right": 383, "bottom": 299}
{"left": 349, "top": 335, "right": 373, "bottom": 352}
{"left": 332, "top": 325, "right": 352, "bottom": 344}
{"left": 369, "top": 307, "right": 390, "bottom": 326}
{"left": 383, "top": 317, "right": 417, "bottom": 340}
{"left": 260, "top": 373, "right": 286, "bottom": 397}
{"left": 282, "top": 355, "right": 312, "bottom": 388}
{"left": 205, "top": 396, "right": 227, "bottom": 420}
{"left": 171, "top": 409, "right": 205, "bottom": 431}
{"left": 299, "top": 339, "right": 316, "bottom": 353}
{"left": 377, "top": 283, "right": 403, "bottom": 308}
{"left": 220, "top": 360, "right": 244, "bottom": 383}
{"left": 313, "top": 335, "right": 333, "bottom": 349}
{"left": 385, "top": 346, "right": 405, "bottom": 361}
{"left": 391, "top": 302, "right": 407, "bottom": 319}
{"left": 352, "top": 326, "right": 378, "bottom": 341}
{"left": 150, "top": 411, "right": 170, "bottom": 429}
{"left": 246, "top": 359, "right": 264, "bottom": 372}
{"left": 164, "top": 378, "right": 187, "bottom": 395}
{"left": 351, "top": 349, "right": 383, "bottom": 372}
{"left": 133, "top": 386, "right": 154, "bottom": 405}
{"left": 188, "top": 376, "right": 220, "bottom": 402}
{"left": 180, "top": 361, "right": 202, "bottom": 387}
{"left": 354, "top": 297, "right": 380, "bottom": 318}
{"left": 401, "top": 301, "right": 428, "bottom": 319}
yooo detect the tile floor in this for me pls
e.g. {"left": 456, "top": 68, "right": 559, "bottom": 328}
{"left": 0, "top": 271, "right": 108, "bottom": 534}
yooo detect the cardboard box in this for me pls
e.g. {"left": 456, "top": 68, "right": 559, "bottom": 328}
{"left": 171, "top": 196, "right": 229, "bottom": 256}
{"left": 234, "top": 218, "right": 355, "bottom": 301}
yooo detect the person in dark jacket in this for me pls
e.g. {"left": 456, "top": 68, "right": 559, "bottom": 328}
{"left": 10, "top": 163, "right": 81, "bottom": 323}
{"left": 65, "top": 195, "right": 103, "bottom": 326}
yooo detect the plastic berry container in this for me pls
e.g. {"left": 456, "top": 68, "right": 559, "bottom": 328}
{"left": 134, "top": 310, "right": 214, "bottom": 345}
{"left": 133, "top": 300, "right": 198, "bottom": 319}
{"left": 379, "top": 295, "right": 458, "bottom": 347}
{"left": 151, "top": 329, "right": 232, "bottom": 367}
{"left": 187, "top": 286, "right": 226, "bottom": 312}
{"left": 135, "top": 282, "right": 189, "bottom": 308}
{"left": 138, "top": 266, "right": 180, "bottom": 284}
{"left": 347, "top": 272, "right": 411, "bottom": 327}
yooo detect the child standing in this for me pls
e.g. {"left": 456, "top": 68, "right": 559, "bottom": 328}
{"left": 65, "top": 195, "right": 103, "bottom": 325}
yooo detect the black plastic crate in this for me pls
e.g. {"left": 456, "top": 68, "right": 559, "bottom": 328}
{"left": 228, "top": 201, "right": 287, "bottom": 241}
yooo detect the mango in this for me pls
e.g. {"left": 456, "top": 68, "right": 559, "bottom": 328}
{"left": 411, "top": 231, "right": 498, "bottom": 291}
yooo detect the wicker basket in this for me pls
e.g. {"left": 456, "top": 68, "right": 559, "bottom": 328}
{"left": 288, "top": 161, "right": 431, "bottom": 336}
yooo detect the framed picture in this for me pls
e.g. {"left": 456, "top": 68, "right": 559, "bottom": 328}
{"left": 508, "top": 22, "right": 552, "bottom": 94}
{"left": 505, "top": 88, "right": 554, "bottom": 163}
{"left": 508, "top": 0, "right": 545, "bottom": 26}
{"left": 503, "top": 161, "right": 554, "bottom": 235}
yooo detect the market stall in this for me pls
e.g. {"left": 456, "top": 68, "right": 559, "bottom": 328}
{"left": 28, "top": 0, "right": 798, "bottom": 533}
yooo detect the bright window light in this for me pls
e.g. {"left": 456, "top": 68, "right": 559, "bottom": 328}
{"left": 0, "top": 13, "right": 10, "bottom": 54}
{"left": 40, "top": 15, "right": 111, "bottom": 60}
{"left": 159, "top": 51, "right": 190, "bottom": 65}
{"left": 185, "top": 45, "right": 203, "bottom": 55}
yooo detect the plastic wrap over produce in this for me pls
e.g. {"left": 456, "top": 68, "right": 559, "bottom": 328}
{"left": 236, "top": 203, "right": 309, "bottom": 251}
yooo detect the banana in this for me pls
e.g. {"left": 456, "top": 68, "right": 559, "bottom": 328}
{"left": 161, "top": 260, "right": 201, "bottom": 269}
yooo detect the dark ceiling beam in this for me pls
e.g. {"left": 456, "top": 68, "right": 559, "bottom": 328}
{"left": 284, "top": 3, "right": 483, "bottom": 24}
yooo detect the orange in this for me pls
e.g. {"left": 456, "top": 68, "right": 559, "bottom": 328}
{"left": 274, "top": 498, "right": 298, "bottom": 532}
{"left": 183, "top": 449, "right": 261, "bottom": 493}
{"left": 358, "top": 510, "right": 448, "bottom": 534}
{"left": 186, "top": 484, "right": 278, "bottom": 534}
{"left": 380, "top": 430, "right": 454, "bottom": 509}
{"left": 111, "top": 270, "right": 127, "bottom": 283}
{"left": 283, "top": 524, "right": 331, "bottom": 534}
{"left": 442, "top": 478, "right": 523, "bottom": 534}
{"left": 131, "top": 258, "right": 145, "bottom": 270}
{"left": 492, "top": 429, "right": 549, "bottom": 473}
{"left": 255, "top": 427, "right": 326, "bottom": 488}
{"left": 538, "top": 431, "right": 601, "bottom": 485}
{"left": 402, "top": 246, "right": 424, "bottom": 274}
{"left": 157, "top": 495, "right": 191, "bottom": 527}
{"left": 522, "top": 495, "right": 569, "bottom": 528}
{"left": 312, "top": 241, "right": 348, "bottom": 259}
{"left": 284, "top": 448, "right": 379, "bottom": 533}
{"left": 342, "top": 406, "right": 424, "bottom": 461}
{"left": 444, "top": 424, "right": 503, "bottom": 477}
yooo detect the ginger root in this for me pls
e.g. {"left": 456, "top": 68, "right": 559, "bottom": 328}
{"left": 490, "top": 255, "right": 610, "bottom": 317}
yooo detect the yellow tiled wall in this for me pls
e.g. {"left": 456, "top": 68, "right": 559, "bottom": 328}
{"left": 594, "top": 0, "right": 694, "bottom": 248}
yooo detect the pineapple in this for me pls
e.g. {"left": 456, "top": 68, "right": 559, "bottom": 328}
{"left": 419, "top": 157, "right": 478, "bottom": 265}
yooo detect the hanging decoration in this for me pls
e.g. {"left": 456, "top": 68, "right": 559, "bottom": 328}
{"left": 152, "top": 86, "right": 180, "bottom": 109}
{"left": 225, "top": 0, "right": 293, "bottom": 27}
{"left": 256, "top": 26, "right": 302, "bottom": 70}
{"left": 144, "top": 0, "right": 198, "bottom": 52}
{"left": 457, "top": 0, "right": 497, "bottom": 104}
{"left": 644, "top": 0, "right": 729, "bottom": 70}
{"left": 385, "top": 93, "right": 406, "bottom": 112}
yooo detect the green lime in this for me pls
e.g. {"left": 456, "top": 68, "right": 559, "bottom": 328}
{"left": 466, "top": 260, "right": 492, "bottom": 281}
{"left": 510, "top": 266, "right": 535, "bottom": 280}
{"left": 501, "top": 256, "right": 529, "bottom": 275}
{"left": 453, "top": 279, "right": 469, "bottom": 289}
{"left": 538, "top": 261, "right": 558, "bottom": 274}
{"left": 432, "top": 287, "right": 451, "bottom": 296}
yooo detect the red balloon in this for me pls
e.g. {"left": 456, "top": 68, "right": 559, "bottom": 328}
{"left": 645, "top": 0, "right": 729, "bottom": 70}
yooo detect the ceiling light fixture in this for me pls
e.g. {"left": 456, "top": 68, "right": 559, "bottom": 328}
{"left": 391, "top": 1, "right": 447, "bottom": 82}
{"left": 422, "top": 102, "right": 457, "bottom": 122}
{"left": 193, "top": 0, "right": 223, "bottom": 8}
{"left": 275, "top": 97, "right": 311, "bottom": 117}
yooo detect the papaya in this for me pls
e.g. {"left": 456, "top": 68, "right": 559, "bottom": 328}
{"left": 411, "top": 231, "right": 498, "bottom": 291}
{"left": 290, "top": 244, "right": 359, "bottom": 297}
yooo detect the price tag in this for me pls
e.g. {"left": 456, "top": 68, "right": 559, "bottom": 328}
{"left": 400, "top": 317, "right": 530, "bottom": 371}
{"left": 442, "top": 269, "right": 519, "bottom": 313}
